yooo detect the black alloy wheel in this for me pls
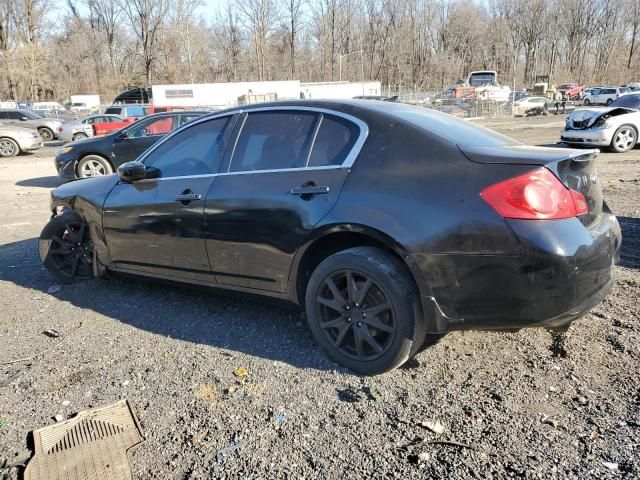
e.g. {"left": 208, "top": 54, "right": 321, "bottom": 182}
{"left": 39, "top": 213, "right": 93, "bottom": 283}
{"left": 315, "top": 269, "right": 396, "bottom": 361}
{"left": 305, "top": 247, "right": 426, "bottom": 375}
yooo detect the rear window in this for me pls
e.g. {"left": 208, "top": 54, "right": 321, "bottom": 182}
{"left": 105, "top": 107, "right": 122, "bottom": 115}
{"left": 388, "top": 104, "right": 517, "bottom": 147}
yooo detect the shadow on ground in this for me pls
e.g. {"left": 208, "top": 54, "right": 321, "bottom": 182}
{"left": 16, "top": 176, "right": 64, "bottom": 188}
{"left": 619, "top": 216, "right": 640, "bottom": 269}
{"left": 0, "top": 238, "right": 336, "bottom": 372}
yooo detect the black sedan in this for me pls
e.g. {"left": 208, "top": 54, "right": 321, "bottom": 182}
{"left": 54, "top": 111, "right": 206, "bottom": 180}
{"left": 39, "top": 100, "right": 621, "bottom": 374}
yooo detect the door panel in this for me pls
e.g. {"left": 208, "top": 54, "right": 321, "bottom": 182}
{"left": 204, "top": 168, "right": 349, "bottom": 292}
{"left": 103, "top": 176, "right": 215, "bottom": 278}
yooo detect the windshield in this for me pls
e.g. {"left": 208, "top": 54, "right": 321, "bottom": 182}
{"left": 610, "top": 94, "right": 640, "bottom": 109}
{"left": 20, "top": 110, "right": 42, "bottom": 119}
{"left": 558, "top": 84, "right": 572, "bottom": 89}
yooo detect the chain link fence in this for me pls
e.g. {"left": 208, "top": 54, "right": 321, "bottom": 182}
{"left": 385, "top": 87, "right": 514, "bottom": 119}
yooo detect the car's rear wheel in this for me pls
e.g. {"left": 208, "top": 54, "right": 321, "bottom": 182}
{"left": 609, "top": 125, "right": 637, "bottom": 153}
{"left": 606, "top": 98, "right": 613, "bottom": 105}
{"left": 305, "top": 247, "right": 426, "bottom": 375}
{"left": 72, "top": 132, "right": 88, "bottom": 141}
{"left": 0, "top": 137, "right": 20, "bottom": 157}
{"left": 39, "top": 212, "right": 94, "bottom": 284}
{"left": 38, "top": 127, "right": 54, "bottom": 141}
{"left": 584, "top": 98, "right": 591, "bottom": 105}
{"left": 77, "top": 155, "right": 113, "bottom": 178}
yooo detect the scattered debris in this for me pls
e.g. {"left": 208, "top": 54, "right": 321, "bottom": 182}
{"left": 47, "top": 284, "right": 61, "bottom": 294}
{"left": 577, "top": 396, "right": 588, "bottom": 406}
{"left": 602, "top": 461, "right": 619, "bottom": 470}
{"left": 43, "top": 329, "right": 60, "bottom": 338}
{"left": 541, "top": 414, "right": 558, "bottom": 428}
{"left": 61, "top": 400, "right": 70, "bottom": 407}
{"left": 427, "top": 440, "right": 472, "bottom": 449}
{"left": 196, "top": 385, "right": 218, "bottom": 409}
{"left": 274, "top": 407, "right": 287, "bottom": 427}
{"left": 121, "top": 380, "right": 130, "bottom": 387}
{"left": 233, "top": 367, "right": 248, "bottom": 377}
{"left": 216, "top": 441, "right": 244, "bottom": 462}
{"left": 418, "top": 420, "right": 445, "bottom": 435}
{"left": 0, "top": 418, "right": 7, "bottom": 428}
{"left": 53, "top": 414, "right": 64, "bottom": 422}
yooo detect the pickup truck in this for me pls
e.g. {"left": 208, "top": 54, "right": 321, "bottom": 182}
{"left": 556, "top": 83, "right": 586, "bottom": 99}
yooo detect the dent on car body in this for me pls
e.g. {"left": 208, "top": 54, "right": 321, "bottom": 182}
{"left": 569, "top": 107, "right": 636, "bottom": 129}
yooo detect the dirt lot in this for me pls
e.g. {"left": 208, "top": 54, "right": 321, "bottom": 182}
{"left": 1, "top": 115, "right": 639, "bottom": 479}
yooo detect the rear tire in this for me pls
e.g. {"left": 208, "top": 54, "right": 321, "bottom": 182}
{"left": 0, "top": 137, "right": 20, "bottom": 157}
{"left": 38, "top": 127, "right": 54, "bottom": 141}
{"left": 606, "top": 98, "right": 613, "bottom": 105}
{"left": 39, "top": 212, "right": 94, "bottom": 284}
{"left": 72, "top": 132, "right": 88, "bottom": 141}
{"left": 305, "top": 247, "right": 426, "bottom": 375}
{"left": 77, "top": 154, "right": 113, "bottom": 178}
{"left": 609, "top": 125, "right": 637, "bottom": 153}
{"left": 584, "top": 98, "right": 591, "bottom": 106}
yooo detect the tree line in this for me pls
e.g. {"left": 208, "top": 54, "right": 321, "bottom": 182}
{"left": 1, "top": 0, "right": 639, "bottom": 102}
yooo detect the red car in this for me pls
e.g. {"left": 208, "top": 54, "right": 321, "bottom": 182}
{"left": 557, "top": 83, "right": 586, "bottom": 98}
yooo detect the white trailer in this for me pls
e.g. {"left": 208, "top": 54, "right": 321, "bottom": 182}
{"left": 151, "top": 81, "right": 301, "bottom": 108}
{"left": 70, "top": 95, "right": 101, "bottom": 110}
{"left": 300, "top": 81, "right": 382, "bottom": 100}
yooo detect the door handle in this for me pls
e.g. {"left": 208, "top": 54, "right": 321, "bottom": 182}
{"left": 289, "top": 186, "right": 330, "bottom": 196}
{"left": 174, "top": 193, "right": 202, "bottom": 202}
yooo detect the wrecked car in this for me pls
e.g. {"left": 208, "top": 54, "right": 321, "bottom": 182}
{"left": 39, "top": 100, "right": 621, "bottom": 375}
{"left": 561, "top": 93, "right": 640, "bottom": 153}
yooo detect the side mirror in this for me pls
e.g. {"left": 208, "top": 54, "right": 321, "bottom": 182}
{"left": 117, "top": 161, "right": 146, "bottom": 182}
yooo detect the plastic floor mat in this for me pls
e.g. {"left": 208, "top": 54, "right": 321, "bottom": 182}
{"left": 24, "top": 399, "right": 145, "bottom": 480}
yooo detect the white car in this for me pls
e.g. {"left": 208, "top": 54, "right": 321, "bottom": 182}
{"left": 561, "top": 93, "right": 640, "bottom": 153}
{"left": 57, "top": 114, "right": 125, "bottom": 143}
{"left": 0, "top": 125, "right": 43, "bottom": 157}
{"left": 512, "top": 96, "right": 550, "bottom": 116}
{"left": 583, "top": 87, "right": 631, "bottom": 106}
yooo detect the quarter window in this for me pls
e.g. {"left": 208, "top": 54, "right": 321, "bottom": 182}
{"left": 308, "top": 114, "right": 359, "bottom": 167}
{"left": 143, "top": 117, "right": 230, "bottom": 177}
{"left": 230, "top": 111, "right": 317, "bottom": 172}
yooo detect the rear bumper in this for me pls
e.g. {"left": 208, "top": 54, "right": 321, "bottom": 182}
{"left": 412, "top": 213, "right": 621, "bottom": 332}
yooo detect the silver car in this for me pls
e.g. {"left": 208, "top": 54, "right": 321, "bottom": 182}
{"left": 0, "top": 109, "right": 62, "bottom": 141}
{"left": 57, "top": 114, "right": 125, "bottom": 143}
{"left": 0, "top": 125, "right": 43, "bottom": 157}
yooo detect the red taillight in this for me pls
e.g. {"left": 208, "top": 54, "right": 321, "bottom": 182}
{"left": 58, "top": 127, "right": 63, "bottom": 132}
{"left": 481, "top": 167, "right": 588, "bottom": 220}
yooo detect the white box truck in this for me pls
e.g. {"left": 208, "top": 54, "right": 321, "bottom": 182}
{"left": 70, "top": 95, "right": 101, "bottom": 112}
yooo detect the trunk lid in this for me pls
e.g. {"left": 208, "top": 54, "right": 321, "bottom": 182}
{"left": 460, "top": 144, "right": 603, "bottom": 226}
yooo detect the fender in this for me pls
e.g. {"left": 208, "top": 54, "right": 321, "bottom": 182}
{"left": 49, "top": 174, "right": 120, "bottom": 265}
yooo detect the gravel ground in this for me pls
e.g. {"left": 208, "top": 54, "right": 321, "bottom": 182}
{"left": 1, "top": 116, "right": 639, "bottom": 479}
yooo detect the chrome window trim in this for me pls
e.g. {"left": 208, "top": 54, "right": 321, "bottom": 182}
{"left": 134, "top": 105, "right": 369, "bottom": 181}
{"left": 135, "top": 164, "right": 349, "bottom": 183}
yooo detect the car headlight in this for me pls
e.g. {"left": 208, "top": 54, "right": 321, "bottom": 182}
{"left": 58, "top": 146, "right": 73, "bottom": 154}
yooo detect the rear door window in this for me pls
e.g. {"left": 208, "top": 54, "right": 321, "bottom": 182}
{"left": 229, "top": 111, "right": 317, "bottom": 172}
{"left": 308, "top": 114, "right": 359, "bottom": 167}
{"left": 104, "top": 107, "right": 122, "bottom": 115}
